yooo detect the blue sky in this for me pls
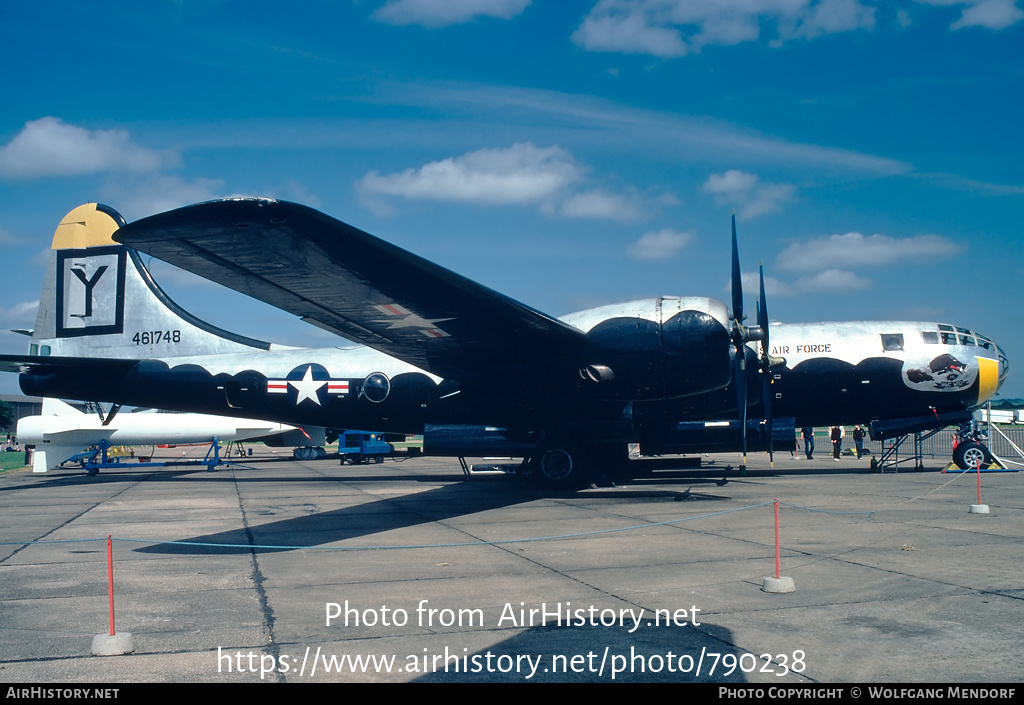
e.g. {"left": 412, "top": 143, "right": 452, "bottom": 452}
{"left": 1, "top": 0, "right": 1022, "bottom": 399}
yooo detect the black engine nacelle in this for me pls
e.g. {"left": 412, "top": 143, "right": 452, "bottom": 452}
{"left": 576, "top": 297, "right": 733, "bottom": 401}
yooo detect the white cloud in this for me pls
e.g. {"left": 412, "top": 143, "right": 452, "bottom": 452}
{"left": 572, "top": 8, "right": 691, "bottom": 57}
{"left": 572, "top": 0, "right": 877, "bottom": 58}
{"left": 776, "top": 232, "right": 965, "bottom": 272}
{"left": 145, "top": 260, "right": 225, "bottom": 290}
{"left": 739, "top": 270, "right": 793, "bottom": 297}
{"left": 793, "top": 269, "right": 873, "bottom": 292}
{"left": 913, "top": 0, "right": 1024, "bottom": 30}
{"left": 357, "top": 143, "right": 664, "bottom": 220}
{"left": 627, "top": 228, "right": 694, "bottom": 260}
{"left": 779, "top": 0, "right": 878, "bottom": 41}
{"left": 32, "top": 247, "right": 50, "bottom": 268}
{"left": 0, "top": 300, "right": 40, "bottom": 325}
{"left": 705, "top": 169, "right": 759, "bottom": 195}
{"left": 100, "top": 175, "right": 227, "bottom": 221}
{"left": 0, "top": 117, "right": 176, "bottom": 180}
{"left": 0, "top": 226, "right": 22, "bottom": 245}
{"left": 383, "top": 82, "right": 913, "bottom": 175}
{"left": 358, "top": 142, "right": 582, "bottom": 207}
{"left": 560, "top": 189, "right": 645, "bottom": 221}
{"left": 703, "top": 169, "right": 796, "bottom": 219}
{"left": 372, "top": 0, "right": 531, "bottom": 27}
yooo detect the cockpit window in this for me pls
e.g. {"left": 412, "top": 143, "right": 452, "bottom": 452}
{"left": 941, "top": 332, "right": 957, "bottom": 345}
{"left": 938, "top": 324, "right": 954, "bottom": 332}
{"left": 881, "top": 334, "right": 904, "bottom": 352}
{"left": 959, "top": 335, "right": 975, "bottom": 346}
{"left": 922, "top": 331, "right": 939, "bottom": 344}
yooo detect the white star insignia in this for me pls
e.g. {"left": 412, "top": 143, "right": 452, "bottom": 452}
{"left": 383, "top": 313, "right": 454, "bottom": 331}
{"left": 289, "top": 365, "right": 326, "bottom": 406}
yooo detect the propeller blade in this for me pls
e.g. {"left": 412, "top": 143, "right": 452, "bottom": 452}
{"left": 763, "top": 365, "right": 774, "bottom": 465}
{"left": 758, "top": 263, "right": 774, "bottom": 466}
{"left": 758, "top": 262, "right": 769, "bottom": 358}
{"left": 731, "top": 212, "right": 743, "bottom": 329}
{"left": 731, "top": 213, "right": 748, "bottom": 470}
{"left": 735, "top": 345, "right": 748, "bottom": 466}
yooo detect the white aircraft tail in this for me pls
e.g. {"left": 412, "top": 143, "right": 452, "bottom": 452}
{"left": 29, "top": 203, "right": 271, "bottom": 359}
{"left": 40, "top": 397, "right": 84, "bottom": 417}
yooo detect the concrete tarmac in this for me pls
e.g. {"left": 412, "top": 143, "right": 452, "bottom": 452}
{"left": 1, "top": 446, "right": 1021, "bottom": 683}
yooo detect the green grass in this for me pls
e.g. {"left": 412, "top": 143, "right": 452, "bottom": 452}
{"left": 0, "top": 451, "right": 29, "bottom": 473}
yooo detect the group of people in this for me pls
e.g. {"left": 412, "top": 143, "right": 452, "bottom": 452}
{"left": 800, "top": 425, "right": 866, "bottom": 461}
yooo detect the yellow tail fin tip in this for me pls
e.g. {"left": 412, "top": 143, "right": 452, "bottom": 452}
{"left": 51, "top": 203, "right": 123, "bottom": 250}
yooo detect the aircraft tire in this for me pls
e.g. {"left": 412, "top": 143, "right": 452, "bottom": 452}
{"left": 533, "top": 447, "right": 581, "bottom": 487}
{"left": 953, "top": 441, "right": 992, "bottom": 470}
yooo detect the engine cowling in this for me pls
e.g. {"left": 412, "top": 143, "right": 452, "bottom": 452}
{"left": 566, "top": 297, "right": 733, "bottom": 401}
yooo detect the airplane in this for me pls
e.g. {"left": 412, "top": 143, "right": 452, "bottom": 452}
{"left": 0, "top": 200, "right": 1010, "bottom": 485}
{"left": 17, "top": 396, "right": 313, "bottom": 473}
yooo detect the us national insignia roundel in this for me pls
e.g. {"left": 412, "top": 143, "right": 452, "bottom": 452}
{"left": 266, "top": 364, "right": 349, "bottom": 406}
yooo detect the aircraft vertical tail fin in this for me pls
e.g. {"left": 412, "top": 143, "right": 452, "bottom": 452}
{"left": 40, "top": 397, "right": 86, "bottom": 417}
{"left": 29, "top": 203, "right": 272, "bottom": 360}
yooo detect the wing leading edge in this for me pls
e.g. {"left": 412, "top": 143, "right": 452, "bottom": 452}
{"left": 114, "top": 199, "right": 588, "bottom": 384}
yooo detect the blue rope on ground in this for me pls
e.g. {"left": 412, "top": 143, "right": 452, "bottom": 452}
{"left": 1, "top": 498, "right": 873, "bottom": 552}
{"left": 778, "top": 501, "right": 875, "bottom": 518}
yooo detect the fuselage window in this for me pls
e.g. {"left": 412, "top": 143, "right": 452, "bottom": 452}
{"left": 881, "top": 334, "right": 904, "bottom": 352}
{"left": 922, "top": 331, "right": 939, "bottom": 344}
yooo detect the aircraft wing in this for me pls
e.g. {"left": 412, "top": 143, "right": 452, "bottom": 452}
{"left": 114, "top": 199, "right": 589, "bottom": 383}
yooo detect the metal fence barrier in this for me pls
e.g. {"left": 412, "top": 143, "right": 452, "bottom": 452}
{"left": 796, "top": 426, "right": 1024, "bottom": 461}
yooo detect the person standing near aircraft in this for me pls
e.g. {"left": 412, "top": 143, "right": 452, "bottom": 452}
{"left": 853, "top": 425, "right": 866, "bottom": 459}
{"left": 801, "top": 426, "right": 815, "bottom": 459}
{"left": 830, "top": 426, "right": 844, "bottom": 461}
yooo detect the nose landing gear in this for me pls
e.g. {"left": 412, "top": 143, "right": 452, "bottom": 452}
{"left": 952, "top": 423, "right": 993, "bottom": 470}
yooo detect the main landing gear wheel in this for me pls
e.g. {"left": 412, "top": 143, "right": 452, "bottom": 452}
{"left": 953, "top": 441, "right": 992, "bottom": 470}
{"left": 532, "top": 447, "right": 580, "bottom": 487}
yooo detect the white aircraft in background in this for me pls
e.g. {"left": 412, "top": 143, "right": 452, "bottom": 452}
{"left": 18, "top": 397, "right": 310, "bottom": 473}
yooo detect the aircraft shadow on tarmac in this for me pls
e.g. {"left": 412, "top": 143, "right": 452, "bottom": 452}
{"left": 7, "top": 457, "right": 909, "bottom": 556}
{"left": 414, "top": 621, "right": 753, "bottom": 683}
{"left": 134, "top": 472, "right": 552, "bottom": 555}
{"left": 127, "top": 465, "right": 753, "bottom": 555}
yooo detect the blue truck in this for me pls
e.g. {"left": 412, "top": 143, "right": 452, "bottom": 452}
{"left": 337, "top": 431, "right": 394, "bottom": 465}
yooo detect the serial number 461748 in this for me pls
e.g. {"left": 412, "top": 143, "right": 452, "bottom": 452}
{"left": 132, "top": 330, "right": 181, "bottom": 345}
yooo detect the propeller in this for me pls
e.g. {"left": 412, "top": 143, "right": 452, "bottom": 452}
{"left": 729, "top": 214, "right": 749, "bottom": 471}
{"left": 729, "top": 214, "right": 770, "bottom": 472}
